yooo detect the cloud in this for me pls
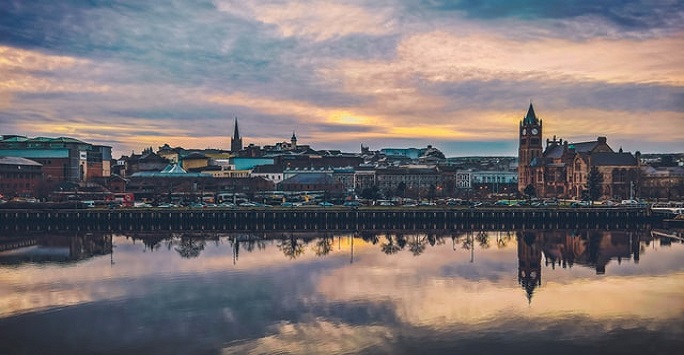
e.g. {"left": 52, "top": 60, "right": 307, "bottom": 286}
{"left": 215, "top": 0, "right": 398, "bottom": 41}
{"left": 415, "top": 0, "right": 684, "bottom": 33}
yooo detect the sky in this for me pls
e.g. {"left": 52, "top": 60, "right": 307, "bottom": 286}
{"left": 1, "top": 0, "right": 683, "bottom": 158}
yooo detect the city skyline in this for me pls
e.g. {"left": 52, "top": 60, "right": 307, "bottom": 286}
{"left": 1, "top": 1, "right": 683, "bottom": 157}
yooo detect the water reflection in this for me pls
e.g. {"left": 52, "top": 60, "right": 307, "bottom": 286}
{"left": 0, "top": 233, "right": 112, "bottom": 264}
{"left": 1, "top": 226, "right": 683, "bottom": 354}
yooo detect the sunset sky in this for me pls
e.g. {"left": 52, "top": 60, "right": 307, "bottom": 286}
{"left": 1, "top": 0, "right": 682, "bottom": 157}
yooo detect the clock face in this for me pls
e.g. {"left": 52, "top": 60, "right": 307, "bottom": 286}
{"left": 531, "top": 128, "right": 538, "bottom": 135}
{"left": 522, "top": 128, "right": 527, "bottom": 135}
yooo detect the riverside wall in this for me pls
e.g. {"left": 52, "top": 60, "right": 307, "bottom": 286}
{"left": 0, "top": 207, "right": 653, "bottom": 233}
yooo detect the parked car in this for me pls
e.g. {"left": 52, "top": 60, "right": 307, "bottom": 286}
{"left": 157, "top": 203, "right": 177, "bottom": 208}
{"left": 570, "top": 201, "right": 591, "bottom": 207}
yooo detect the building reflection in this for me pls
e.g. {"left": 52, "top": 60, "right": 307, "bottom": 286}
{"left": 516, "top": 229, "right": 649, "bottom": 302}
{"left": 518, "top": 232, "right": 542, "bottom": 303}
{"left": 0, "top": 233, "right": 112, "bottom": 265}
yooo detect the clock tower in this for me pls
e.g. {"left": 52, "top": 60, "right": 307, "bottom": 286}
{"left": 518, "top": 102, "right": 543, "bottom": 194}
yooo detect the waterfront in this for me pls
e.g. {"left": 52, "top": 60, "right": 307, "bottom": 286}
{"left": 1, "top": 227, "right": 683, "bottom": 354}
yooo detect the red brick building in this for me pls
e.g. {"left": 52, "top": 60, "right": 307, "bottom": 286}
{"left": 0, "top": 156, "right": 43, "bottom": 198}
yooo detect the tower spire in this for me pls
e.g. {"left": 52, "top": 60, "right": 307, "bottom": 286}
{"left": 233, "top": 117, "right": 240, "bottom": 140}
{"left": 523, "top": 102, "right": 539, "bottom": 125}
{"left": 290, "top": 130, "right": 297, "bottom": 150}
{"left": 230, "top": 116, "right": 243, "bottom": 153}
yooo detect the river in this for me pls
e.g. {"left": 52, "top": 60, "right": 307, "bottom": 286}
{"left": 1, "top": 226, "right": 682, "bottom": 354}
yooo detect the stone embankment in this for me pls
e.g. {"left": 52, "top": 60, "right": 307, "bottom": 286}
{"left": 0, "top": 207, "right": 652, "bottom": 233}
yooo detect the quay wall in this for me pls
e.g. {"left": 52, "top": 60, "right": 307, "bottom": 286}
{"left": 0, "top": 207, "right": 652, "bottom": 233}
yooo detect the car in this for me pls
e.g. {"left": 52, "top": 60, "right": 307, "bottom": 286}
{"left": 570, "top": 201, "right": 591, "bottom": 207}
{"left": 219, "top": 202, "right": 236, "bottom": 208}
{"left": 343, "top": 201, "right": 362, "bottom": 207}
{"left": 446, "top": 199, "right": 465, "bottom": 206}
{"left": 621, "top": 199, "right": 648, "bottom": 208}
{"left": 318, "top": 202, "right": 335, "bottom": 207}
{"left": 239, "top": 202, "right": 258, "bottom": 207}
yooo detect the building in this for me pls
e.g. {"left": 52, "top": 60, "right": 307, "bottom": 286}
{"left": 0, "top": 156, "right": 43, "bottom": 197}
{"left": 516, "top": 104, "right": 640, "bottom": 199}
{"left": 0, "top": 135, "right": 111, "bottom": 185}
{"left": 640, "top": 166, "right": 684, "bottom": 199}
{"left": 518, "top": 103, "right": 544, "bottom": 193}
{"left": 279, "top": 173, "right": 345, "bottom": 193}
{"left": 181, "top": 152, "right": 210, "bottom": 171}
{"left": 471, "top": 170, "right": 518, "bottom": 196}
{"left": 375, "top": 166, "right": 440, "bottom": 198}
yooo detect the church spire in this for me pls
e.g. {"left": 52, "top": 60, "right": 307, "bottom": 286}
{"left": 233, "top": 117, "right": 240, "bottom": 141}
{"left": 230, "top": 116, "right": 242, "bottom": 154}
{"left": 523, "top": 101, "right": 539, "bottom": 125}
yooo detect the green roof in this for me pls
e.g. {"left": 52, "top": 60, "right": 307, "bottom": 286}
{"left": 26, "top": 137, "right": 87, "bottom": 144}
{"left": 0, "top": 149, "right": 70, "bottom": 158}
{"left": 0, "top": 136, "right": 28, "bottom": 142}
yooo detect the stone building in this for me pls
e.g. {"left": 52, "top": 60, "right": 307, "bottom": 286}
{"left": 517, "top": 104, "right": 640, "bottom": 200}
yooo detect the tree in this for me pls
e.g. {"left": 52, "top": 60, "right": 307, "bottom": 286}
{"left": 428, "top": 184, "right": 436, "bottom": 200}
{"left": 523, "top": 184, "right": 536, "bottom": 199}
{"left": 587, "top": 166, "right": 604, "bottom": 202}
{"left": 360, "top": 185, "right": 381, "bottom": 200}
{"left": 396, "top": 181, "right": 407, "bottom": 198}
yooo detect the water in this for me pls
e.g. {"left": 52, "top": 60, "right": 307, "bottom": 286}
{"left": 1, "top": 227, "right": 683, "bottom": 354}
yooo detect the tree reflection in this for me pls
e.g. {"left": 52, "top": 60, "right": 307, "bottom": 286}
{"left": 360, "top": 232, "right": 380, "bottom": 245}
{"left": 245, "top": 238, "right": 266, "bottom": 253}
{"left": 476, "top": 231, "right": 490, "bottom": 249}
{"left": 408, "top": 235, "right": 427, "bottom": 256}
{"left": 313, "top": 236, "right": 334, "bottom": 256}
{"left": 496, "top": 232, "right": 513, "bottom": 248}
{"left": 173, "top": 237, "right": 206, "bottom": 258}
{"left": 380, "top": 235, "right": 402, "bottom": 255}
{"left": 141, "top": 234, "right": 166, "bottom": 252}
{"left": 278, "top": 236, "right": 305, "bottom": 259}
